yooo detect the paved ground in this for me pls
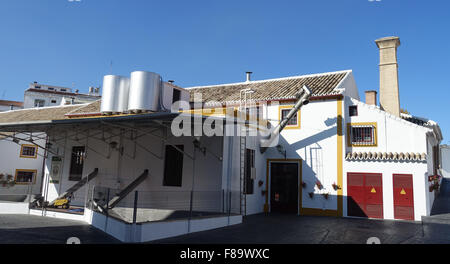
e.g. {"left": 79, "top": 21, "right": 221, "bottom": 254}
{"left": 0, "top": 214, "right": 119, "bottom": 244}
{"left": 2, "top": 180, "right": 450, "bottom": 244}
{"left": 153, "top": 213, "right": 450, "bottom": 244}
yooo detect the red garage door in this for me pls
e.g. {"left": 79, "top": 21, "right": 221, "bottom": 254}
{"left": 347, "top": 173, "right": 383, "bottom": 219}
{"left": 393, "top": 174, "right": 414, "bottom": 220}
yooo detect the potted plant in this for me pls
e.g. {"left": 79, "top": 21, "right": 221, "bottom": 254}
{"left": 332, "top": 183, "right": 340, "bottom": 191}
{"left": 258, "top": 180, "right": 264, "bottom": 187}
{"left": 315, "top": 180, "right": 323, "bottom": 190}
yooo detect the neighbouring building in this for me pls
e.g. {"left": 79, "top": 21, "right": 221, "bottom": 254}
{"left": 0, "top": 100, "right": 23, "bottom": 111}
{"left": 24, "top": 82, "right": 101, "bottom": 108}
{"left": 441, "top": 145, "right": 450, "bottom": 179}
{"left": 0, "top": 99, "right": 45, "bottom": 205}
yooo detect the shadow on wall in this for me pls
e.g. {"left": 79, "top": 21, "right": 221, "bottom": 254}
{"left": 266, "top": 117, "right": 386, "bottom": 219}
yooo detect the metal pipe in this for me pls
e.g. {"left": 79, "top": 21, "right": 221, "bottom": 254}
{"left": 260, "top": 85, "right": 312, "bottom": 152}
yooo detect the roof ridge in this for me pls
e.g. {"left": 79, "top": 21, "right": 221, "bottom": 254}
{"left": 186, "top": 69, "right": 352, "bottom": 90}
{"left": 0, "top": 103, "right": 85, "bottom": 115}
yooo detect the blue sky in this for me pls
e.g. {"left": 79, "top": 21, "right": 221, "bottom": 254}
{"left": 0, "top": 0, "right": 449, "bottom": 141}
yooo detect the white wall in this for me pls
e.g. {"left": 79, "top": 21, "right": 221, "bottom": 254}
{"left": 343, "top": 161, "right": 428, "bottom": 221}
{"left": 245, "top": 98, "right": 340, "bottom": 215}
{"left": 441, "top": 145, "right": 450, "bottom": 178}
{"left": 344, "top": 97, "right": 434, "bottom": 220}
{"left": 43, "top": 127, "right": 225, "bottom": 212}
{"left": 0, "top": 135, "right": 45, "bottom": 198}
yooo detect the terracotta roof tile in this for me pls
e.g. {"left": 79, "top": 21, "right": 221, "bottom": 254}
{"left": 187, "top": 71, "right": 349, "bottom": 104}
{"left": 0, "top": 103, "right": 93, "bottom": 124}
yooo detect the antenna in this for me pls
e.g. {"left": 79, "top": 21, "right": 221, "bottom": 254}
{"left": 110, "top": 60, "right": 113, "bottom": 74}
{"left": 1, "top": 90, "right": 5, "bottom": 100}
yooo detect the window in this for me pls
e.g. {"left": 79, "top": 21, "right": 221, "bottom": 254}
{"left": 279, "top": 105, "right": 300, "bottom": 129}
{"left": 348, "top": 123, "right": 377, "bottom": 147}
{"left": 60, "top": 89, "right": 67, "bottom": 92}
{"left": 349, "top": 106, "right": 358, "bottom": 117}
{"left": 51, "top": 100, "right": 57, "bottom": 104}
{"left": 163, "top": 145, "right": 184, "bottom": 187}
{"left": 244, "top": 149, "right": 255, "bottom": 195}
{"left": 281, "top": 109, "right": 298, "bottom": 126}
{"left": 69, "top": 146, "right": 85, "bottom": 181}
{"left": 34, "top": 99, "right": 45, "bottom": 108}
{"left": 15, "top": 170, "right": 36, "bottom": 184}
{"left": 172, "top": 89, "right": 181, "bottom": 104}
{"left": 20, "top": 145, "right": 37, "bottom": 158}
{"left": 47, "top": 87, "right": 55, "bottom": 91}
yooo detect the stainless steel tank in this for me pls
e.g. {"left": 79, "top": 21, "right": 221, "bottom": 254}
{"left": 100, "top": 75, "right": 122, "bottom": 113}
{"left": 117, "top": 76, "right": 130, "bottom": 113}
{"left": 128, "top": 71, "right": 161, "bottom": 112}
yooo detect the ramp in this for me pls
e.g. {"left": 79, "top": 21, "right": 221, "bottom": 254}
{"left": 108, "top": 169, "right": 149, "bottom": 209}
{"left": 50, "top": 168, "right": 99, "bottom": 204}
{"left": 422, "top": 178, "right": 450, "bottom": 224}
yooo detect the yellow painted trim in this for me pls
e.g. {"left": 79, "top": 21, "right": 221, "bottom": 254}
{"left": 337, "top": 98, "right": 344, "bottom": 217}
{"left": 14, "top": 169, "right": 37, "bottom": 185}
{"left": 19, "top": 144, "right": 38, "bottom": 159}
{"left": 346, "top": 122, "right": 378, "bottom": 147}
{"left": 278, "top": 105, "right": 301, "bottom": 130}
{"left": 265, "top": 159, "right": 302, "bottom": 213}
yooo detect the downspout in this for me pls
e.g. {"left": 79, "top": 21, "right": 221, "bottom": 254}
{"left": 260, "top": 85, "right": 312, "bottom": 153}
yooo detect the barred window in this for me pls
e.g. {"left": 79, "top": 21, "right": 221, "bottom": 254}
{"left": 15, "top": 170, "right": 36, "bottom": 184}
{"left": 350, "top": 126, "right": 375, "bottom": 145}
{"left": 20, "top": 145, "right": 37, "bottom": 158}
{"left": 281, "top": 109, "right": 298, "bottom": 126}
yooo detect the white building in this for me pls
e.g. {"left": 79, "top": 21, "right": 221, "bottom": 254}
{"left": 24, "top": 82, "right": 100, "bottom": 108}
{"left": 0, "top": 100, "right": 23, "bottom": 111}
{"left": 0, "top": 36, "right": 443, "bottom": 242}
{"left": 0, "top": 100, "right": 45, "bottom": 205}
{"left": 441, "top": 145, "right": 450, "bottom": 179}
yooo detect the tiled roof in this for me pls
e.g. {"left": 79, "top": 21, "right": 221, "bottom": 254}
{"left": 187, "top": 70, "right": 350, "bottom": 104}
{"left": 346, "top": 152, "right": 427, "bottom": 162}
{"left": 65, "top": 100, "right": 101, "bottom": 115}
{"left": 0, "top": 104, "right": 91, "bottom": 124}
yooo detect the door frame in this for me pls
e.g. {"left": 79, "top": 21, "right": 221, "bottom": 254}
{"left": 265, "top": 159, "right": 302, "bottom": 215}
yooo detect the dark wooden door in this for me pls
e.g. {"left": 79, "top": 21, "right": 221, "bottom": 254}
{"left": 270, "top": 163, "right": 298, "bottom": 214}
{"left": 393, "top": 174, "right": 414, "bottom": 220}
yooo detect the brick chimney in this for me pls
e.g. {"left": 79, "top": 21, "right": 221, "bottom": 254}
{"left": 365, "top": 90, "right": 377, "bottom": 106}
{"left": 375, "top": 36, "right": 401, "bottom": 117}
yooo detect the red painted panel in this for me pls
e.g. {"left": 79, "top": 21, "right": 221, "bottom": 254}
{"left": 393, "top": 174, "right": 414, "bottom": 220}
{"left": 364, "top": 174, "right": 383, "bottom": 219}
{"left": 347, "top": 173, "right": 383, "bottom": 219}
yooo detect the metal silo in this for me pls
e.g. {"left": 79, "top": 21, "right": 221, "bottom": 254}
{"left": 100, "top": 75, "right": 122, "bottom": 114}
{"left": 117, "top": 76, "right": 130, "bottom": 113}
{"left": 128, "top": 71, "right": 161, "bottom": 112}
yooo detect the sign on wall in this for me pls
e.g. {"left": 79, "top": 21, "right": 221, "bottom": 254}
{"left": 50, "top": 156, "right": 62, "bottom": 184}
